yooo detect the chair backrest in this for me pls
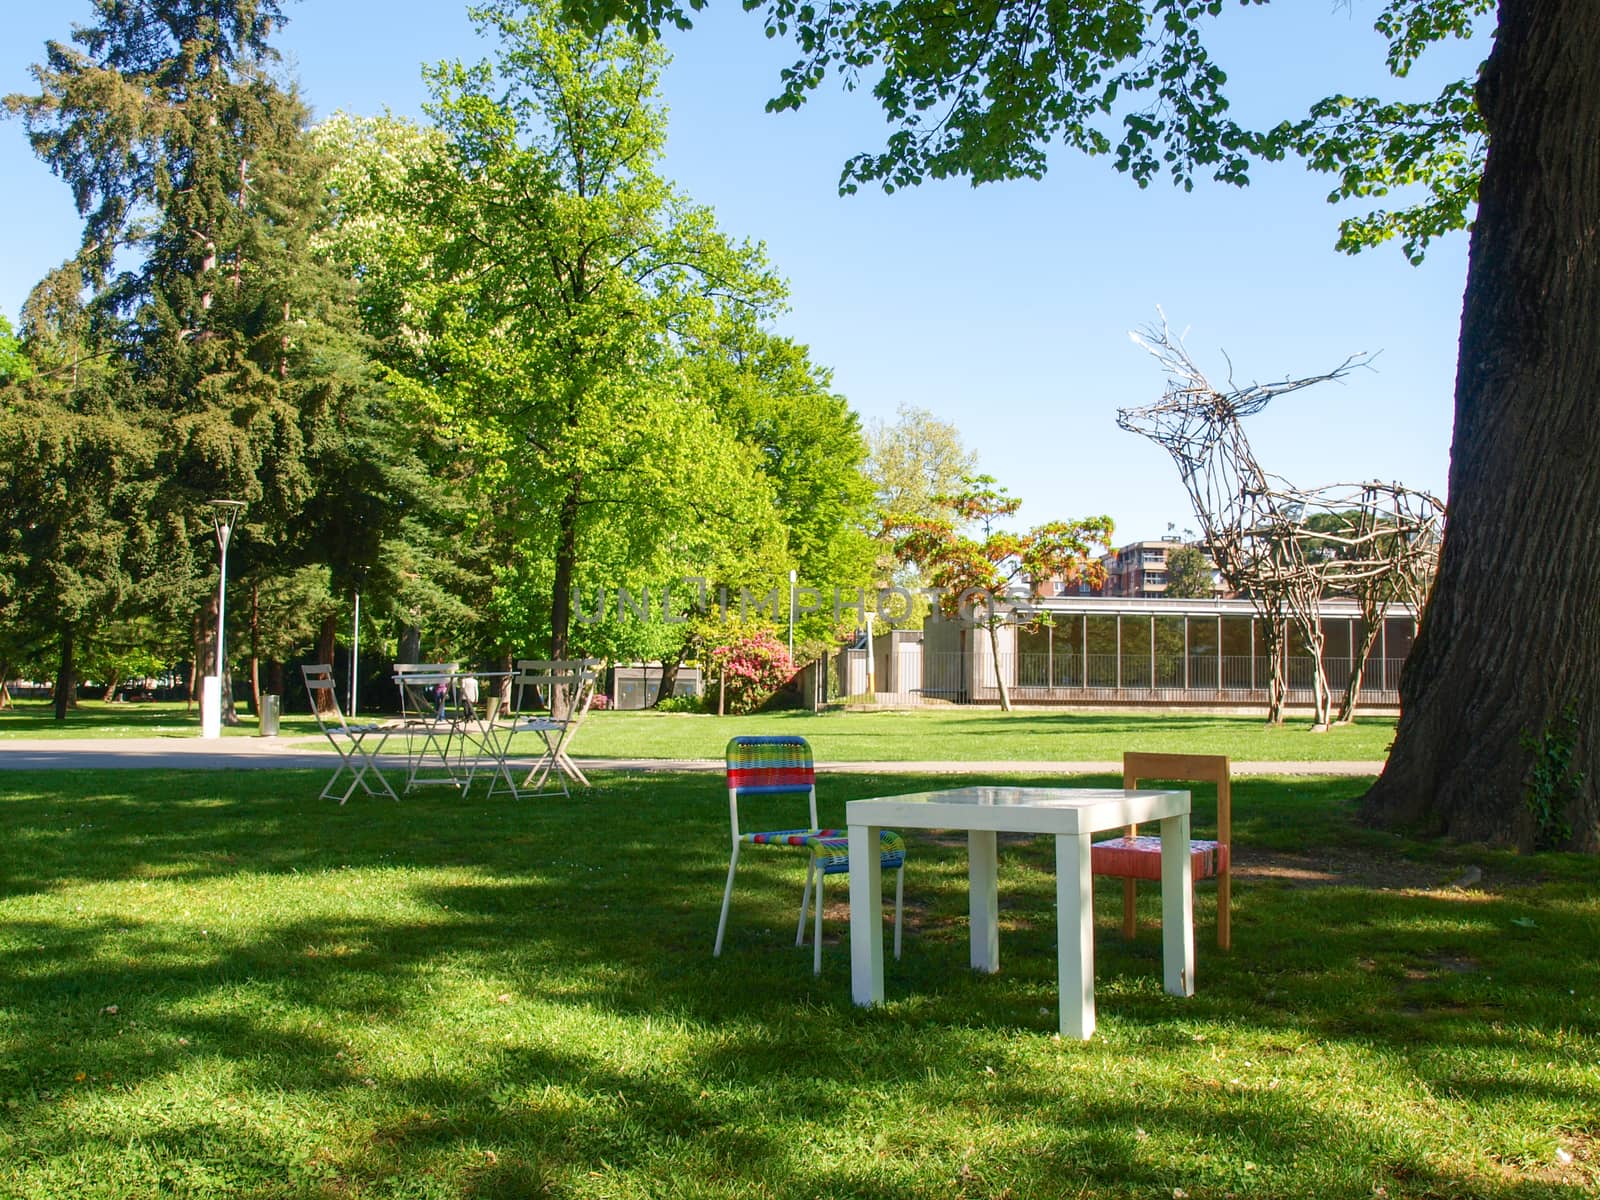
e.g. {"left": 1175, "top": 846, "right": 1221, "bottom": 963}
{"left": 1122, "top": 751, "right": 1231, "bottom": 848}
{"left": 512, "top": 659, "right": 596, "bottom": 720}
{"left": 725, "top": 735, "right": 818, "bottom": 839}
{"left": 393, "top": 662, "right": 460, "bottom": 719}
{"left": 301, "top": 663, "right": 348, "bottom": 732}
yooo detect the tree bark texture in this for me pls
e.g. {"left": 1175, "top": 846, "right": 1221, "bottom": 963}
{"left": 398, "top": 626, "right": 422, "bottom": 668}
{"left": 53, "top": 626, "right": 75, "bottom": 721}
{"left": 549, "top": 476, "right": 583, "bottom": 662}
{"left": 654, "top": 644, "right": 685, "bottom": 706}
{"left": 986, "top": 622, "right": 1012, "bottom": 712}
{"left": 184, "top": 610, "right": 198, "bottom": 711}
{"left": 1363, "top": 0, "right": 1600, "bottom": 851}
{"left": 313, "top": 615, "right": 339, "bottom": 715}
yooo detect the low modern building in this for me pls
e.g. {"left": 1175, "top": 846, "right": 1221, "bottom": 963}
{"left": 838, "top": 594, "right": 1417, "bottom": 710}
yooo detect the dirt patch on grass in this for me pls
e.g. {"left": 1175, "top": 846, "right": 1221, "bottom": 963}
{"left": 1234, "top": 849, "right": 1469, "bottom": 892}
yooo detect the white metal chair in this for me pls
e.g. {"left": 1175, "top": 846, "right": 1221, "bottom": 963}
{"left": 392, "top": 662, "right": 463, "bottom": 793}
{"left": 715, "top": 735, "right": 906, "bottom": 975}
{"left": 300, "top": 663, "right": 400, "bottom": 803}
{"left": 489, "top": 659, "right": 598, "bottom": 798}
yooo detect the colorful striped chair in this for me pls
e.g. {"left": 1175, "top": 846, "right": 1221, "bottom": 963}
{"left": 1091, "top": 751, "right": 1233, "bottom": 949}
{"left": 714, "top": 735, "right": 907, "bottom": 974}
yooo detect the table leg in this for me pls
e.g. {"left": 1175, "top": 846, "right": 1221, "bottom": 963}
{"left": 848, "top": 822, "right": 884, "bottom": 1007}
{"left": 968, "top": 829, "right": 1000, "bottom": 972}
{"left": 1159, "top": 810, "right": 1196, "bottom": 997}
{"left": 1056, "top": 832, "right": 1095, "bottom": 1040}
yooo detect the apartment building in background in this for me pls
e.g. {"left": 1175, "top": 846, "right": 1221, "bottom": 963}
{"left": 1101, "top": 538, "right": 1224, "bottom": 598}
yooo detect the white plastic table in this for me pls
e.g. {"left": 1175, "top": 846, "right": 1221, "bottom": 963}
{"left": 846, "top": 786, "right": 1195, "bottom": 1039}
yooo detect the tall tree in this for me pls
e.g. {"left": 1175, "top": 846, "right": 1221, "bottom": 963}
{"left": 407, "top": 0, "right": 788, "bottom": 662}
{"left": 688, "top": 321, "right": 878, "bottom": 616}
{"left": 864, "top": 402, "right": 979, "bottom": 587}
{"left": 0, "top": 291, "right": 158, "bottom": 720}
{"left": 309, "top": 112, "right": 502, "bottom": 665}
{"left": 1163, "top": 543, "right": 1216, "bottom": 600}
{"left": 581, "top": 0, "right": 1599, "bottom": 851}
{"left": 865, "top": 403, "right": 978, "bottom": 525}
{"left": 9, "top": 2, "right": 413, "bottom": 720}
{"left": 893, "top": 475, "right": 1113, "bottom": 711}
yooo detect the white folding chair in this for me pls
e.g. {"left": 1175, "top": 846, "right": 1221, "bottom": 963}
{"left": 300, "top": 664, "right": 400, "bottom": 803}
{"left": 392, "top": 662, "right": 463, "bottom": 793}
{"left": 491, "top": 659, "right": 597, "bottom": 798}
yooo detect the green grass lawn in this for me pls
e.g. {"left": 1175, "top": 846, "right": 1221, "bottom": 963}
{"left": 1, "top": 767, "right": 1594, "bottom": 1198}
{"left": 2, "top": 701, "right": 1398, "bottom": 763}
{"left": 568, "top": 708, "right": 1397, "bottom": 763}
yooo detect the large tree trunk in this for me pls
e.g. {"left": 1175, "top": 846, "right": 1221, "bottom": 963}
{"left": 312, "top": 614, "right": 339, "bottom": 715}
{"left": 186, "top": 609, "right": 200, "bottom": 712}
{"left": 654, "top": 642, "right": 686, "bottom": 706}
{"left": 53, "top": 626, "right": 75, "bottom": 721}
{"left": 549, "top": 475, "right": 583, "bottom": 661}
{"left": 398, "top": 625, "right": 422, "bottom": 666}
{"left": 1363, "top": 0, "right": 1600, "bottom": 851}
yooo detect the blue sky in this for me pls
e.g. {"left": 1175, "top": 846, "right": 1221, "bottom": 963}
{"left": 1, "top": 2, "right": 1484, "bottom": 544}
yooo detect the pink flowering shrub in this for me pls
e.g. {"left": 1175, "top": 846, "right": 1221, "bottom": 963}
{"left": 709, "top": 628, "right": 795, "bottom": 715}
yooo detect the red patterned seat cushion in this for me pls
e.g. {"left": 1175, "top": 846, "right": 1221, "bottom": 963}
{"left": 1091, "top": 835, "right": 1228, "bottom": 881}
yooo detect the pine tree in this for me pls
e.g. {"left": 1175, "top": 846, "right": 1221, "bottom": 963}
{"left": 10, "top": 2, "right": 419, "bottom": 720}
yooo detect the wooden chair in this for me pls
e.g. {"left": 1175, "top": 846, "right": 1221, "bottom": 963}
{"left": 1091, "top": 751, "right": 1232, "bottom": 949}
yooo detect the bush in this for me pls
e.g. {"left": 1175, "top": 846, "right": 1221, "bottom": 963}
{"left": 653, "top": 694, "right": 704, "bottom": 714}
{"left": 589, "top": 693, "right": 611, "bottom": 711}
{"left": 708, "top": 628, "right": 795, "bottom": 716}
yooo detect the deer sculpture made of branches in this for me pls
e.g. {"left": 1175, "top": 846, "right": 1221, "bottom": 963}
{"left": 1118, "top": 316, "right": 1444, "bottom": 727}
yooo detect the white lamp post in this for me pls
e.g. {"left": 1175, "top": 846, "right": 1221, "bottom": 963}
{"left": 350, "top": 591, "right": 361, "bottom": 715}
{"left": 788, "top": 568, "right": 798, "bottom": 660}
{"left": 202, "top": 499, "right": 246, "bottom": 739}
{"left": 865, "top": 609, "right": 876, "bottom": 696}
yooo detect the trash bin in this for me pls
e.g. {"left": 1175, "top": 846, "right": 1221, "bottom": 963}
{"left": 258, "top": 694, "right": 281, "bottom": 737}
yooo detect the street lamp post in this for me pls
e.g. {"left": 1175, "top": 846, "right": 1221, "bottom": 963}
{"left": 350, "top": 591, "right": 361, "bottom": 715}
{"left": 203, "top": 500, "right": 247, "bottom": 739}
{"left": 788, "top": 568, "right": 798, "bottom": 661}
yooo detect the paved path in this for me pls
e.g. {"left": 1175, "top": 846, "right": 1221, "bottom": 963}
{"left": 0, "top": 735, "right": 1384, "bottom": 776}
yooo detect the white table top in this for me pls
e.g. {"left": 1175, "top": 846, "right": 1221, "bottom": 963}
{"left": 847, "top": 786, "right": 1191, "bottom": 836}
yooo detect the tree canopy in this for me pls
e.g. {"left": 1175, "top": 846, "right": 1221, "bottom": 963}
{"left": 1, "top": 0, "right": 880, "bottom": 716}
{"left": 572, "top": 0, "right": 1488, "bottom": 262}
{"left": 569, "top": 0, "right": 1600, "bottom": 851}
